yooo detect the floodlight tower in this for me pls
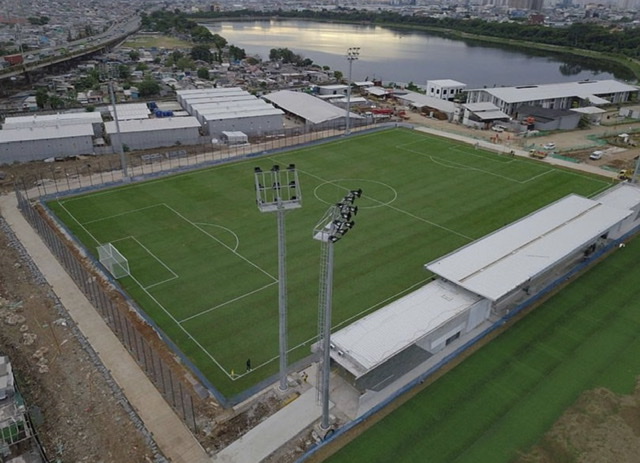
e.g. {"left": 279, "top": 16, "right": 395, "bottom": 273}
{"left": 345, "top": 47, "right": 360, "bottom": 135}
{"left": 254, "top": 164, "right": 302, "bottom": 391}
{"left": 313, "top": 188, "right": 362, "bottom": 431}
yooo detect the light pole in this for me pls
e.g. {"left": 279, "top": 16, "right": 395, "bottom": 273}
{"left": 313, "top": 188, "right": 362, "bottom": 431}
{"left": 254, "top": 164, "right": 302, "bottom": 391}
{"left": 108, "top": 81, "right": 129, "bottom": 178}
{"left": 345, "top": 47, "right": 360, "bottom": 135}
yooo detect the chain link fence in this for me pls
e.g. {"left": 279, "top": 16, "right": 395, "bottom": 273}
{"left": 15, "top": 188, "right": 198, "bottom": 432}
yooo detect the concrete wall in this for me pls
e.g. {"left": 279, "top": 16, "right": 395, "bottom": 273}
{"left": 115, "top": 127, "right": 201, "bottom": 150}
{"left": 204, "top": 114, "right": 283, "bottom": 137}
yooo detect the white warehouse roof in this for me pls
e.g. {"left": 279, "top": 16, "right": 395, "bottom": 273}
{"left": 105, "top": 116, "right": 201, "bottom": 134}
{"left": 331, "top": 280, "right": 481, "bottom": 377}
{"left": 176, "top": 87, "right": 243, "bottom": 97}
{"left": 0, "top": 124, "right": 94, "bottom": 142}
{"left": 396, "top": 91, "right": 456, "bottom": 114}
{"left": 263, "top": 90, "right": 361, "bottom": 124}
{"left": 108, "top": 103, "right": 150, "bottom": 121}
{"left": 3, "top": 111, "right": 102, "bottom": 129}
{"left": 201, "top": 107, "right": 283, "bottom": 121}
{"left": 473, "top": 80, "right": 638, "bottom": 104}
{"left": 425, "top": 194, "right": 632, "bottom": 301}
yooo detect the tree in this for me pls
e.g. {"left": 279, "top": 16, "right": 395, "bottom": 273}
{"left": 118, "top": 64, "right": 131, "bottom": 80}
{"left": 191, "top": 25, "right": 214, "bottom": 43}
{"left": 229, "top": 45, "right": 246, "bottom": 61}
{"left": 197, "top": 67, "right": 210, "bottom": 80}
{"left": 334, "top": 70, "right": 343, "bottom": 82}
{"left": 190, "top": 44, "right": 213, "bottom": 63}
{"left": 49, "top": 95, "right": 64, "bottom": 109}
{"left": 35, "top": 88, "right": 49, "bottom": 109}
{"left": 129, "top": 50, "right": 140, "bottom": 62}
{"left": 137, "top": 78, "right": 160, "bottom": 97}
{"left": 176, "top": 57, "right": 195, "bottom": 71}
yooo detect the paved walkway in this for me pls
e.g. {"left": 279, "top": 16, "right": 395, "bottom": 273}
{"left": 0, "top": 193, "right": 211, "bottom": 463}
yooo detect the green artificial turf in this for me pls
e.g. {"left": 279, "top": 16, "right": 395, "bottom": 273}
{"left": 47, "top": 128, "right": 611, "bottom": 398}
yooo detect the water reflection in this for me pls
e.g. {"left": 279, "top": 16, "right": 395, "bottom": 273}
{"left": 206, "top": 20, "right": 622, "bottom": 87}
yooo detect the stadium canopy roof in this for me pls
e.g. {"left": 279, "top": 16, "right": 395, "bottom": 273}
{"left": 426, "top": 194, "right": 632, "bottom": 301}
{"left": 470, "top": 80, "right": 637, "bottom": 105}
{"left": 105, "top": 116, "right": 201, "bottom": 134}
{"left": 594, "top": 183, "right": 640, "bottom": 211}
{"left": 330, "top": 280, "right": 481, "bottom": 378}
{"left": 263, "top": 90, "right": 361, "bottom": 124}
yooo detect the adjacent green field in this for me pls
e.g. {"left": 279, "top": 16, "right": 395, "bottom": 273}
{"left": 47, "top": 128, "right": 612, "bottom": 398}
{"left": 326, "top": 231, "right": 640, "bottom": 463}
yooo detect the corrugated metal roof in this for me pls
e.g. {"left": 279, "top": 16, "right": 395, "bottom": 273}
{"left": 200, "top": 107, "right": 283, "bottom": 121}
{"left": 0, "top": 124, "right": 94, "bottom": 142}
{"left": 263, "top": 90, "right": 360, "bottom": 124}
{"left": 108, "top": 103, "right": 150, "bottom": 121}
{"left": 3, "top": 112, "right": 102, "bottom": 129}
{"left": 330, "top": 280, "right": 481, "bottom": 376}
{"left": 428, "top": 79, "right": 466, "bottom": 87}
{"left": 176, "top": 87, "right": 243, "bottom": 96}
{"left": 193, "top": 100, "right": 271, "bottom": 114}
{"left": 397, "top": 91, "right": 456, "bottom": 113}
{"left": 105, "top": 116, "right": 201, "bottom": 134}
{"left": 426, "top": 194, "right": 632, "bottom": 301}
{"left": 474, "top": 80, "right": 638, "bottom": 104}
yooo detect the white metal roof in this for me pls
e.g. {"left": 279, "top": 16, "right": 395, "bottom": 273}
{"left": 187, "top": 95, "right": 258, "bottom": 107}
{"left": 428, "top": 79, "right": 466, "bottom": 87}
{"left": 263, "top": 90, "right": 361, "bottom": 124}
{"left": 330, "top": 280, "right": 481, "bottom": 377}
{"left": 594, "top": 183, "right": 640, "bottom": 211}
{"left": 108, "top": 103, "right": 150, "bottom": 121}
{"left": 3, "top": 112, "right": 102, "bottom": 129}
{"left": 176, "top": 87, "right": 243, "bottom": 96}
{"left": 463, "top": 102, "right": 499, "bottom": 112}
{"left": 425, "top": 194, "right": 632, "bottom": 301}
{"left": 396, "top": 91, "right": 456, "bottom": 114}
{"left": 201, "top": 107, "right": 284, "bottom": 122}
{"left": 0, "top": 124, "right": 94, "bottom": 142}
{"left": 474, "top": 80, "right": 638, "bottom": 104}
{"left": 193, "top": 100, "right": 271, "bottom": 114}
{"left": 366, "top": 87, "right": 390, "bottom": 97}
{"left": 570, "top": 106, "right": 607, "bottom": 115}
{"left": 105, "top": 116, "right": 201, "bottom": 134}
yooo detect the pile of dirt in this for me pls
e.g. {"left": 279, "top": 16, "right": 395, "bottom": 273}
{"left": 0, "top": 217, "right": 161, "bottom": 462}
{"left": 515, "top": 380, "right": 640, "bottom": 463}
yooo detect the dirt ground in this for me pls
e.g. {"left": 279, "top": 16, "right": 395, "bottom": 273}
{"left": 515, "top": 380, "right": 640, "bottom": 463}
{"left": 0, "top": 218, "right": 159, "bottom": 462}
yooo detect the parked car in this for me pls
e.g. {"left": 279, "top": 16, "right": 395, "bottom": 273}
{"left": 543, "top": 142, "right": 556, "bottom": 150}
{"left": 589, "top": 150, "right": 604, "bottom": 160}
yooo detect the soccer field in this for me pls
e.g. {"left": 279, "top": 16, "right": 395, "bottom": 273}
{"left": 47, "top": 128, "right": 611, "bottom": 399}
{"left": 324, "top": 226, "right": 640, "bottom": 463}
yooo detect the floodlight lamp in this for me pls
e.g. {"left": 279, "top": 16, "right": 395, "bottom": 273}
{"left": 287, "top": 163, "right": 296, "bottom": 171}
{"left": 329, "top": 235, "right": 340, "bottom": 243}
{"left": 351, "top": 188, "right": 363, "bottom": 198}
{"left": 337, "top": 227, "right": 349, "bottom": 237}
{"left": 344, "top": 221, "right": 355, "bottom": 229}
{"left": 254, "top": 167, "right": 262, "bottom": 173}
{"left": 273, "top": 182, "right": 281, "bottom": 189}
{"left": 271, "top": 165, "right": 280, "bottom": 172}
{"left": 289, "top": 180, "right": 296, "bottom": 188}
{"left": 341, "top": 212, "right": 352, "bottom": 221}
{"left": 291, "top": 195, "right": 297, "bottom": 201}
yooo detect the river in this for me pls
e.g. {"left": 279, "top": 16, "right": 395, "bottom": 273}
{"left": 205, "top": 20, "right": 625, "bottom": 89}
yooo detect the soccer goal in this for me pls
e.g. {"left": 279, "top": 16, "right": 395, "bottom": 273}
{"left": 97, "top": 243, "right": 130, "bottom": 279}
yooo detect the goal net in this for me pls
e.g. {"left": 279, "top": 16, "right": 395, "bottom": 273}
{"left": 97, "top": 243, "right": 130, "bottom": 279}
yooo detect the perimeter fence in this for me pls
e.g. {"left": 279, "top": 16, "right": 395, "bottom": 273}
{"left": 15, "top": 188, "right": 198, "bottom": 431}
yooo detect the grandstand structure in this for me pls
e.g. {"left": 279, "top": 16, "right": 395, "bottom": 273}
{"left": 329, "top": 183, "right": 640, "bottom": 397}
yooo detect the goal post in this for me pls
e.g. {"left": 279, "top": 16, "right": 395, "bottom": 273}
{"left": 97, "top": 243, "right": 130, "bottom": 279}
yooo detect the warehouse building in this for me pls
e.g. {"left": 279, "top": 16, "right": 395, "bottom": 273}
{"left": 329, "top": 185, "right": 640, "bottom": 393}
{"left": 176, "top": 87, "right": 246, "bottom": 107}
{"left": 2, "top": 111, "right": 104, "bottom": 137}
{"left": 107, "top": 103, "right": 150, "bottom": 121}
{"left": 200, "top": 107, "right": 284, "bottom": 137}
{"left": 0, "top": 124, "right": 95, "bottom": 163}
{"left": 185, "top": 95, "right": 258, "bottom": 115}
{"left": 192, "top": 100, "right": 275, "bottom": 126}
{"left": 104, "top": 117, "right": 202, "bottom": 151}
{"left": 466, "top": 79, "right": 638, "bottom": 117}
{"left": 263, "top": 90, "right": 362, "bottom": 130}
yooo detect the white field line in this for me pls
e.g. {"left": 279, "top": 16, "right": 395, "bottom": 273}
{"left": 193, "top": 222, "right": 240, "bottom": 252}
{"left": 161, "top": 203, "right": 277, "bottom": 282}
{"left": 179, "top": 281, "right": 277, "bottom": 323}
{"left": 57, "top": 201, "right": 101, "bottom": 246}
{"left": 298, "top": 168, "right": 474, "bottom": 241}
{"left": 124, "top": 236, "right": 180, "bottom": 290}
{"left": 82, "top": 203, "right": 166, "bottom": 224}
{"left": 126, "top": 272, "right": 234, "bottom": 380}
